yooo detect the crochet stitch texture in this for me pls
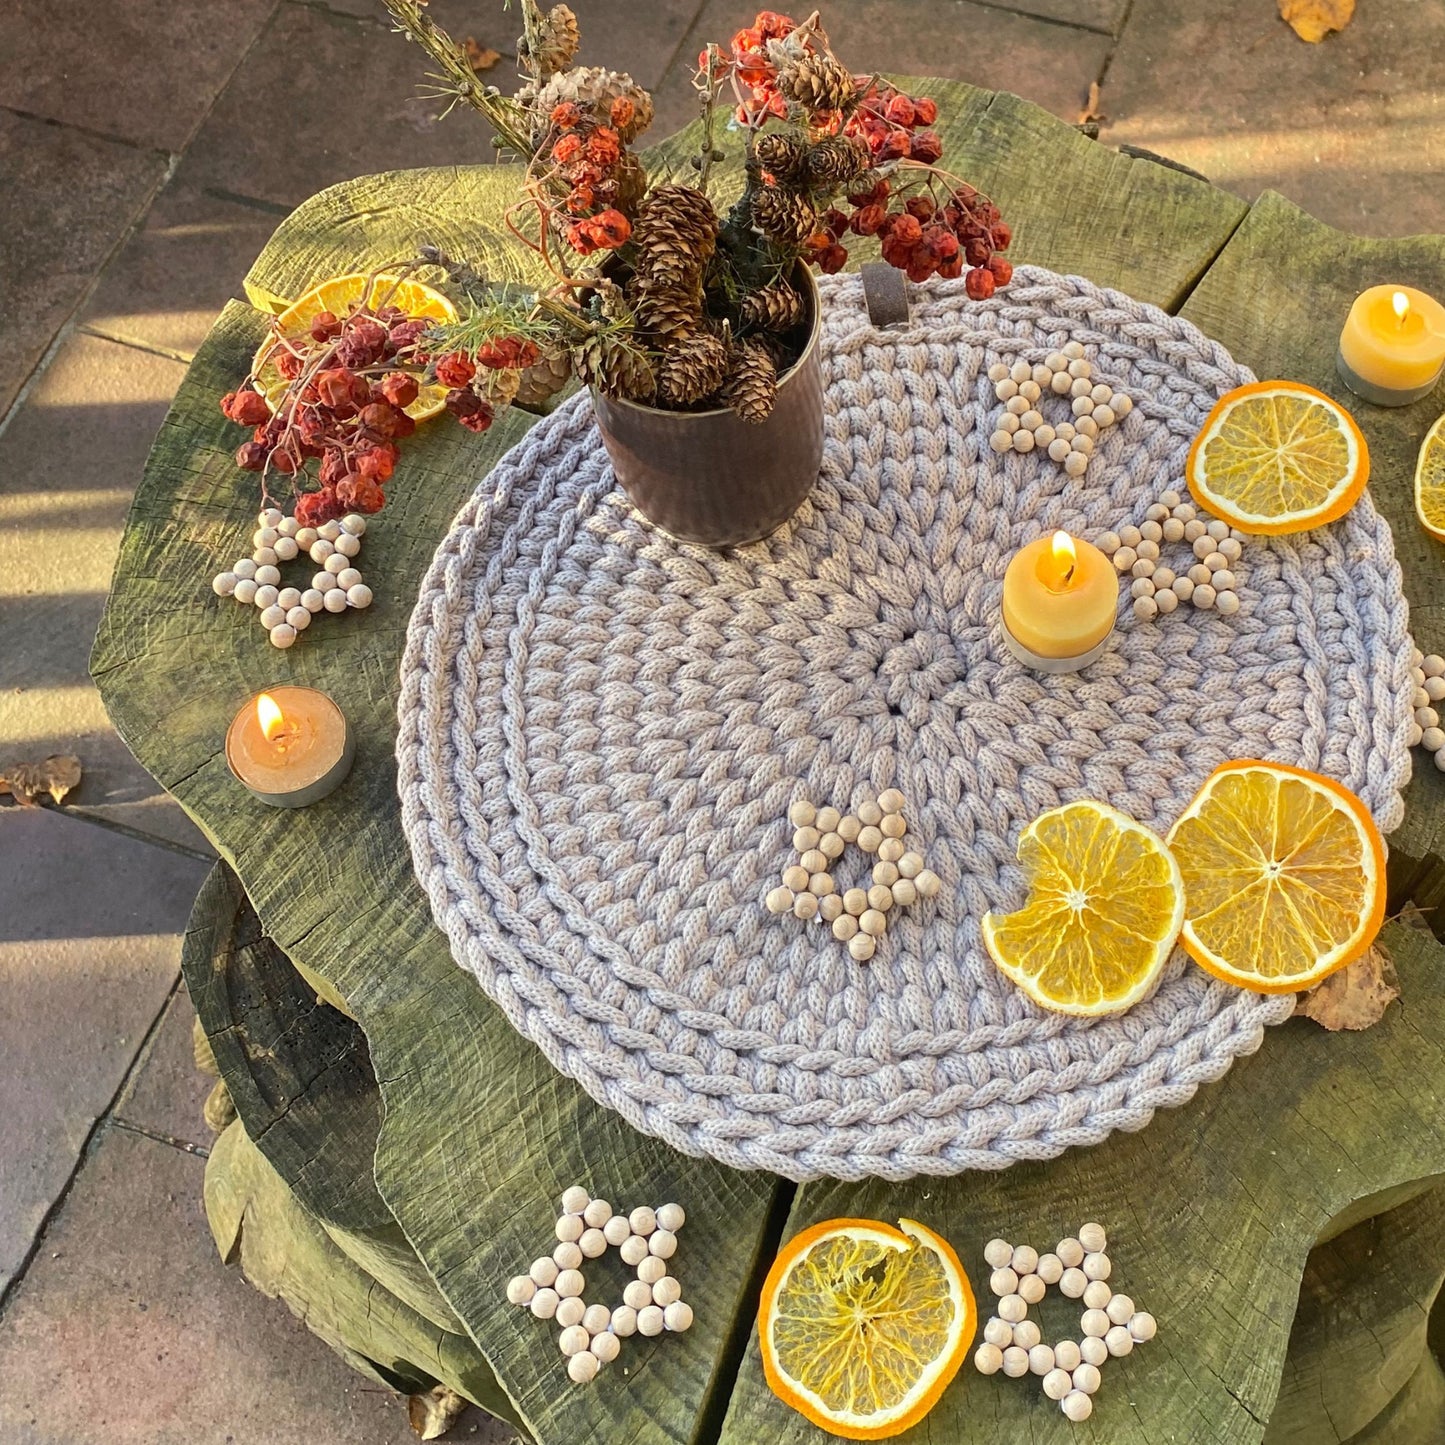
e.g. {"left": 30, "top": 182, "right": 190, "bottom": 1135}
{"left": 398, "top": 268, "right": 1414, "bottom": 1181}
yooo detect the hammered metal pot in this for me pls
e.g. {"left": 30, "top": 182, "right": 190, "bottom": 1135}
{"left": 590, "top": 267, "right": 824, "bottom": 548}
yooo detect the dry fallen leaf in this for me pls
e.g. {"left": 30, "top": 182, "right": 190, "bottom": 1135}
{"left": 408, "top": 1386, "right": 468, "bottom": 1440}
{"left": 1278, "top": 0, "right": 1354, "bottom": 43}
{"left": 1078, "top": 81, "right": 1106, "bottom": 125}
{"left": 0, "top": 754, "right": 82, "bottom": 806}
{"left": 463, "top": 37, "right": 502, "bottom": 72}
{"left": 1298, "top": 942, "right": 1399, "bottom": 1030}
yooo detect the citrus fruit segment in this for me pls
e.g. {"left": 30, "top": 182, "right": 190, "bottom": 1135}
{"left": 1167, "top": 760, "right": 1386, "bottom": 994}
{"left": 252, "top": 272, "right": 456, "bottom": 419}
{"left": 1185, "top": 380, "right": 1369, "bottom": 535}
{"left": 759, "top": 1216, "right": 975, "bottom": 1440}
{"left": 1414, "top": 409, "right": 1445, "bottom": 541}
{"left": 982, "top": 801, "right": 1185, "bottom": 1016}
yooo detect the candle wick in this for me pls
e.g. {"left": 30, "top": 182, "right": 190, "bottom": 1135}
{"left": 1061, "top": 563, "right": 1075, "bottom": 586}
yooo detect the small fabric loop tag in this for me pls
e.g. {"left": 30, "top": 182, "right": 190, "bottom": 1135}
{"left": 861, "top": 263, "right": 910, "bottom": 329}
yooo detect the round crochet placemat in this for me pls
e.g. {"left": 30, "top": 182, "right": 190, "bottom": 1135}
{"left": 398, "top": 267, "right": 1415, "bottom": 1181}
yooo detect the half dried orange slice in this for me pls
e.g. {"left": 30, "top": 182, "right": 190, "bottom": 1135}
{"left": 1414, "top": 409, "right": 1445, "bottom": 541}
{"left": 760, "top": 1217, "right": 974, "bottom": 1440}
{"left": 1167, "top": 760, "right": 1386, "bottom": 993}
{"left": 252, "top": 272, "right": 457, "bottom": 419}
{"left": 1185, "top": 380, "right": 1369, "bottom": 534}
{"left": 982, "top": 800, "right": 1185, "bottom": 1016}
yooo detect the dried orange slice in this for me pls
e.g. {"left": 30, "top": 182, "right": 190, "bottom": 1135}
{"left": 252, "top": 272, "right": 457, "bottom": 420}
{"left": 759, "top": 1217, "right": 974, "bottom": 1440}
{"left": 1167, "top": 760, "right": 1386, "bottom": 993}
{"left": 1185, "top": 380, "right": 1369, "bottom": 534}
{"left": 1414, "top": 410, "right": 1445, "bottom": 541}
{"left": 982, "top": 801, "right": 1185, "bottom": 1016}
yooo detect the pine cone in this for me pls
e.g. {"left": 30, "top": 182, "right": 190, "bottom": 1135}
{"left": 532, "top": 67, "right": 654, "bottom": 143}
{"left": 751, "top": 185, "right": 817, "bottom": 245}
{"left": 776, "top": 54, "right": 855, "bottom": 112}
{"left": 514, "top": 348, "right": 574, "bottom": 410}
{"left": 573, "top": 333, "right": 655, "bottom": 402}
{"left": 632, "top": 185, "right": 718, "bottom": 290}
{"left": 805, "top": 135, "right": 869, "bottom": 186}
{"left": 612, "top": 153, "right": 648, "bottom": 215}
{"left": 519, "top": 4, "right": 580, "bottom": 78}
{"left": 740, "top": 280, "right": 805, "bottom": 332}
{"left": 631, "top": 280, "right": 702, "bottom": 341}
{"left": 721, "top": 340, "right": 778, "bottom": 425}
{"left": 657, "top": 331, "right": 728, "bottom": 407}
{"left": 754, "top": 132, "right": 808, "bottom": 183}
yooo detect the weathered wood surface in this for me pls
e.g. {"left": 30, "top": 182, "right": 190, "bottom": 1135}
{"left": 96, "top": 79, "right": 1445, "bottom": 1444}
{"left": 204, "top": 1118, "right": 525, "bottom": 1428}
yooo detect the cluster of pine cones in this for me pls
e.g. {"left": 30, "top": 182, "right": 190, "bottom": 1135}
{"left": 748, "top": 130, "right": 870, "bottom": 254}
{"left": 575, "top": 185, "right": 803, "bottom": 425}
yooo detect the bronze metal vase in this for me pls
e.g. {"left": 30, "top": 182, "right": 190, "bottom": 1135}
{"left": 590, "top": 267, "right": 824, "bottom": 548}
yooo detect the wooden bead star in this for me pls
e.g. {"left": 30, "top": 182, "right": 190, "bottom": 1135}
{"left": 973, "top": 1223, "right": 1156, "bottom": 1423}
{"left": 505, "top": 1189, "right": 691, "bottom": 1384}
{"left": 986, "top": 342, "right": 1133, "bottom": 477}
{"left": 211, "top": 507, "right": 373, "bottom": 647}
{"left": 764, "top": 793, "right": 941, "bottom": 962}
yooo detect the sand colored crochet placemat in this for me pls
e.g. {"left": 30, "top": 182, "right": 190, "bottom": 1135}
{"left": 397, "top": 267, "right": 1415, "bottom": 1181}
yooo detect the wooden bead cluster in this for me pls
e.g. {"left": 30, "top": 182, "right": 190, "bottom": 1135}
{"left": 986, "top": 343, "right": 1133, "bottom": 478}
{"left": 211, "top": 508, "right": 373, "bottom": 648}
{"left": 763, "top": 791, "right": 942, "bottom": 963}
{"left": 973, "top": 1223, "right": 1156, "bottom": 1423}
{"left": 1099, "top": 490, "right": 1246, "bottom": 622}
{"left": 505, "top": 1189, "right": 691, "bottom": 1384}
{"left": 1408, "top": 650, "right": 1445, "bottom": 767}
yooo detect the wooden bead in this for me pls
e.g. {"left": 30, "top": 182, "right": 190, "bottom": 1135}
{"left": 914, "top": 869, "right": 942, "bottom": 899}
{"left": 335, "top": 532, "right": 361, "bottom": 558}
{"left": 1131, "top": 577, "right": 1156, "bottom": 600}
{"left": 898, "top": 852, "right": 925, "bottom": 879}
{"left": 603, "top": 1214, "right": 632, "bottom": 1246}
{"left": 1105, "top": 1293, "right": 1135, "bottom": 1324}
{"left": 1072, "top": 1362, "right": 1102, "bottom": 1394}
{"left": 1421, "top": 707, "right": 1441, "bottom": 729}
{"left": 1029, "top": 1344, "right": 1056, "bottom": 1375}
{"left": 1427, "top": 676, "right": 1445, "bottom": 701}
{"left": 1033, "top": 424, "right": 1056, "bottom": 447}
{"left": 990, "top": 430, "right": 1015, "bottom": 453}
{"left": 1183, "top": 519, "right": 1207, "bottom": 542}
{"left": 313, "top": 571, "right": 339, "bottom": 592}
{"left": 1172, "top": 576, "right": 1194, "bottom": 601}
{"left": 1068, "top": 357, "right": 1091, "bottom": 378}
{"left": 1079, "top": 1335, "right": 1109, "bottom": 1367}
{"left": 623, "top": 1279, "right": 653, "bottom": 1310}
{"left": 1043, "top": 1367, "right": 1073, "bottom": 1400}
{"left": 1075, "top": 414, "right": 1099, "bottom": 439}
{"left": 340, "top": 514, "right": 366, "bottom": 536}
{"left": 649, "top": 1229, "right": 678, "bottom": 1259}
{"left": 1139, "top": 519, "right": 1163, "bottom": 543}
{"left": 324, "top": 552, "right": 348, "bottom": 575}
{"left": 1093, "top": 404, "right": 1116, "bottom": 428}
{"left": 212, "top": 571, "right": 238, "bottom": 596}
{"left": 987, "top": 363, "right": 1010, "bottom": 383}
{"left": 1422, "top": 727, "right": 1445, "bottom": 752}
{"left": 819, "top": 831, "right": 845, "bottom": 858}
{"left": 997, "top": 1293, "right": 1027, "bottom": 1323}
{"left": 611, "top": 1305, "right": 638, "bottom": 1336}
{"left": 1071, "top": 396, "right": 1093, "bottom": 417}
{"left": 555, "top": 1268, "right": 585, "bottom": 1298}
{"left": 255, "top": 565, "right": 281, "bottom": 587}
{"left": 990, "top": 1266, "right": 1019, "bottom": 1297}
{"left": 567, "top": 1350, "right": 599, "bottom": 1384}
{"left": 872, "top": 860, "right": 900, "bottom": 887}
{"left": 1059, "top": 1267, "right": 1087, "bottom": 1298}
{"left": 259, "top": 603, "right": 287, "bottom": 630}
{"left": 637, "top": 1254, "right": 667, "bottom": 1286}
{"left": 1410, "top": 722, "right": 1425, "bottom": 747}
{"left": 325, "top": 589, "right": 349, "bottom": 613}
{"left": 789, "top": 800, "right": 816, "bottom": 827}
{"left": 1136, "top": 539, "right": 1159, "bottom": 561}
{"left": 799, "top": 848, "right": 827, "bottom": 873}
{"left": 252, "top": 546, "right": 279, "bottom": 568}
{"left": 1046, "top": 438, "right": 1070, "bottom": 462}
{"left": 1046, "top": 352, "right": 1070, "bottom": 371}
{"left": 1035, "top": 1252, "right": 1063, "bottom": 1284}
{"left": 793, "top": 826, "right": 820, "bottom": 852}
{"left": 1008, "top": 1320, "right": 1039, "bottom": 1351}
{"left": 629, "top": 1206, "right": 657, "bottom": 1236}
{"left": 531, "top": 1256, "right": 560, "bottom": 1287}
{"left": 1145, "top": 503, "right": 1169, "bottom": 522}
{"left": 591, "top": 1330, "right": 621, "bottom": 1364}
{"left": 556, "top": 1213, "right": 584, "bottom": 1243}
{"left": 1010, "top": 361, "right": 1032, "bottom": 383}
{"left": 620, "top": 1235, "right": 649, "bottom": 1266}
{"left": 891, "top": 878, "right": 917, "bottom": 907}
{"left": 856, "top": 825, "right": 883, "bottom": 852}
{"left": 983, "top": 1238, "right": 1014, "bottom": 1268}
{"left": 506, "top": 1274, "right": 536, "bottom": 1305}
{"left": 553, "top": 1241, "right": 583, "bottom": 1270}
{"left": 819, "top": 894, "right": 845, "bottom": 922}
{"left": 1131, "top": 563, "right": 1155, "bottom": 585}
{"left": 1218, "top": 536, "right": 1242, "bottom": 561}
{"left": 1129, "top": 1311, "right": 1157, "bottom": 1342}
{"left": 782, "top": 864, "right": 809, "bottom": 891}
{"left": 1113, "top": 547, "right": 1137, "bottom": 572}
{"left": 1061, "top": 1390, "right": 1093, "bottom": 1422}
{"left": 1193, "top": 584, "right": 1217, "bottom": 609}
{"left": 983, "top": 1317, "right": 1013, "bottom": 1348}
{"left": 556, "top": 1295, "right": 585, "bottom": 1328}
{"left": 663, "top": 1300, "right": 693, "bottom": 1332}
{"left": 1215, "top": 590, "right": 1239, "bottom": 615}
{"left": 294, "top": 526, "right": 318, "bottom": 549}
{"left": 859, "top": 908, "right": 888, "bottom": 937}
{"left": 833, "top": 914, "right": 859, "bottom": 941}
{"left": 843, "top": 887, "right": 868, "bottom": 916}
{"left": 809, "top": 872, "right": 835, "bottom": 896}
{"left": 1155, "top": 588, "right": 1178, "bottom": 614}
{"left": 318, "top": 520, "right": 343, "bottom": 541}
{"left": 792, "top": 891, "right": 819, "bottom": 920}
{"left": 866, "top": 886, "right": 894, "bottom": 913}
{"left": 657, "top": 1203, "right": 685, "bottom": 1232}
{"left": 857, "top": 799, "right": 884, "bottom": 825}
{"left": 336, "top": 567, "right": 362, "bottom": 591}
{"left": 1207, "top": 519, "right": 1230, "bottom": 540}
{"left": 530, "top": 1287, "right": 559, "bottom": 1318}
{"left": 1153, "top": 567, "right": 1175, "bottom": 589}
{"left": 579, "top": 1227, "right": 607, "bottom": 1258}
{"left": 269, "top": 624, "right": 297, "bottom": 649}
{"left": 848, "top": 932, "right": 876, "bottom": 962}
{"left": 1083, "top": 1251, "right": 1111, "bottom": 1281}
{"left": 1018, "top": 1273, "right": 1047, "bottom": 1305}
{"left": 815, "top": 804, "right": 841, "bottom": 832}
{"left": 1006, "top": 395, "right": 1029, "bottom": 416}
{"left": 1057, "top": 1237, "right": 1085, "bottom": 1267}
{"left": 310, "top": 539, "right": 335, "bottom": 563}
{"left": 1083, "top": 1280, "right": 1112, "bottom": 1310}
{"left": 974, "top": 1343, "right": 1004, "bottom": 1375}
{"left": 1063, "top": 341, "right": 1086, "bottom": 359}
{"left": 1106, "top": 1325, "right": 1134, "bottom": 1356}
{"left": 765, "top": 886, "right": 795, "bottom": 914}
{"left": 1114, "top": 392, "right": 1133, "bottom": 416}
{"left": 836, "top": 814, "right": 861, "bottom": 842}
{"left": 1425, "top": 655, "right": 1445, "bottom": 677}
{"left": 1001, "top": 1346, "right": 1031, "bottom": 1377}
{"left": 1053, "top": 1340, "right": 1082, "bottom": 1371}
{"left": 878, "top": 837, "right": 905, "bottom": 863}
{"left": 1162, "top": 517, "right": 1185, "bottom": 542}
{"left": 1019, "top": 383, "right": 1042, "bottom": 405}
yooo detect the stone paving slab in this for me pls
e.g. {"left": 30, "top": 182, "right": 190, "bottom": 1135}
{"left": 0, "top": 1125, "right": 514, "bottom": 1444}
{"left": 80, "top": 179, "right": 285, "bottom": 362}
{"left": 1100, "top": 0, "right": 1445, "bottom": 238}
{"left": 0, "top": 331, "right": 211, "bottom": 853}
{"left": 0, "top": 807, "right": 210, "bottom": 1297}
{"left": 653, "top": 0, "right": 1107, "bottom": 135}
{"left": 113, "top": 990, "right": 215, "bottom": 1154}
{"left": 0, "top": 111, "right": 166, "bottom": 420}
{"left": 0, "top": 0, "right": 279, "bottom": 155}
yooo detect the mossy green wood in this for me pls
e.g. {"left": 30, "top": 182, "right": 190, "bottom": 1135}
{"left": 716, "top": 920, "right": 1445, "bottom": 1445}
{"left": 91, "top": 299, "right": 783, "bottom": 1445}
{"left": 1177, "top": 192, "right": 1445, "bottom": 921}
{"left": 204, "top": 1119, "right": 526, "bottom": 1427}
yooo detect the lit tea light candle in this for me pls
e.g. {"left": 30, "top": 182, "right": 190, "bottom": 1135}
{"left": 225, "top": 685, "right": 354, "bottom": 807}
{"left": 1001, "top": 531, "right": 1118, "bottom": 673}
{"left": 1337, "top": 285, "right": 1445, "bottom": 407}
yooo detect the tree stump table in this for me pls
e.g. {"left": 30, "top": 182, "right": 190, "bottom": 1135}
{"left": 94, "top": 81, "right": 1445, "bottom": 1444}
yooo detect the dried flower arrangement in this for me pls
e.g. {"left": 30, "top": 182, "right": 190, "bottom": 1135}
{"left": 216, "top": 3, "right": 1010, "bottom": 523}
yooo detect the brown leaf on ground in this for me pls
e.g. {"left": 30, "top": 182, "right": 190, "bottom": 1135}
{"left": 0, "top": 754, "right": 82, "bottom": 806}
{"left": 1078, "top": 81, "right": 1106, "bottom": 125}
{"left": 1278, "top": 0, "right": 1354, "bottom": 43}
{"left": 1298, "top": 943, "right": 1399, "bottom": 1030}
{"left": 408, "top": 1386, "right": 468, "bottom": 1440}
{"left": 463, "top": 37, "right": 502, "bottom": 72}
